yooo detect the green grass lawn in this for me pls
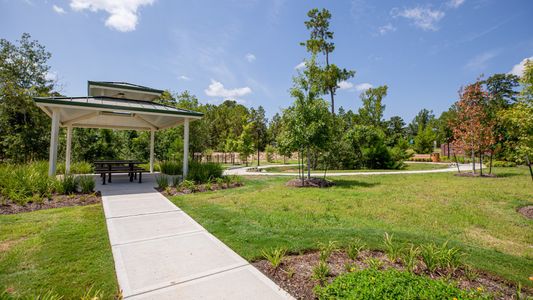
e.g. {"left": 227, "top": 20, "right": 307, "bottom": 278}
{"left": 263, "top": 162, "right": 450, "bottom": 173}
{"left": 0, "top": 204, "right": 117, "bottom": 298}
{"left": 170, "top": 167, "right": 533, "bottom": 287}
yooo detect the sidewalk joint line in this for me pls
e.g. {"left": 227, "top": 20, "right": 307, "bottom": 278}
{"left": 111, "top": 229, "right": 206, "bottom": 246}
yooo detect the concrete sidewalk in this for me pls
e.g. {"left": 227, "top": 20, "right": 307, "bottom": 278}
{"left": 98, "top": 174, "right": 292, "bottom": 299}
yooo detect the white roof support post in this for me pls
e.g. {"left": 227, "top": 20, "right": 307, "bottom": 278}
{"left": 48, "top": 108, "right": 60, "bottom": 177}
{"left": 65, "top": 126, "right": 73, "bottom": 174}
{"left": 150, "top": 129, "right": 155, "bottom": 173}
{"left": 183, "top": 118, "right": 189, "bottom": 179}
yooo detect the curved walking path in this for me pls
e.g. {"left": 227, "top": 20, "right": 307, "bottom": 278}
{"left": 225, "top": 163, "right": 478, "bottom": 177}
{"left": 98, "top": 175, "right": 293, "bottom": 299}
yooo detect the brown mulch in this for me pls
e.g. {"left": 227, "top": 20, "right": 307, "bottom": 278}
{"left": 0, "top": 192, "right": 102, "bottom": 215}
{"left": 253, "top": 250, "right": 530, "bottom": 300}
{"left": 286, "top": 178, "right": 335, "bottom": 188}
{"left": 159, "top": 182, "right": 243, "bottom": 196}
{"left": 454, "top": 172, "right": 498, "bottom": 178}
{"left": 517, "top": 205, "right": 533, "bottom": 219}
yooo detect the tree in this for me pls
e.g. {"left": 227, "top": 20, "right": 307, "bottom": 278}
{"left": 250, "top": 106, "right": 268, "bottom": 166}
{"left": 384, "top": 116, "right": 406, "bottom": 146}
{"left": 413, "top": 125, "right": 436, "bottom": 154}
{"left": 237, "top": 122, "right": 255, "bottom": 166}
{"left": 282, "top": 56, "right": 333, "bottom": 179}
{"left": 484, "top": 73, "right": 520, "bottom": 108}
{"left": 358, "top": 86, "right": 388, "bottom": 128}
{"left": 450, "top": 82, "right": 495, "bottom": 174}
{"left": 301, "top": 8, "right": 354, "bottom": 114}
{"left": 407, "top": 109, "right": 435, "bottom": 139}
{"left": 0, "top": 33, "right": 54, "bottom": 161}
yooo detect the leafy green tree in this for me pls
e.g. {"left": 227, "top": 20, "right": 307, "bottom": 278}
{"left": 358, "top": 86, "right": 388, "bottom": 128}
{"left": 250, "top": 106, "right": 268, "bottom": 166}
{"left": 413, "top": 126, "right": 436, "bottom": 154}
{"left": 301, "top": 8, "right": 354, "bottom": 114}
{"left": 238, "top": 122, "right": 255, "bottom": 166}
{"left": 0, "top": 33, "right": 54, "bottom": 161}
{"left": 384, "top": 116, "right": 406, "bottom": 146}
{"left": 484, "top": 73, "right": 520, "bottom": 108}
{"left": 408, "top": 109, "right": 436, "bottom": 140}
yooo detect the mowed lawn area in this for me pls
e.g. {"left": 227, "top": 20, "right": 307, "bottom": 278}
{"left": 0, "top": 204, "right": 117, "bottom": 298}
{"left": 171, "top": 167, "right": 533, "bottom": 287}
{"left": 263, "top": 162, "right": 450, "bottom": 173}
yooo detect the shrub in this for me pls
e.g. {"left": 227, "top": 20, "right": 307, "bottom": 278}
{"left": 314, "top": 268, "right": 487, "bottom": 299}
{"left": 261, "top": 247, "right": 286, "bottom": 269}
{"left": 0, "top": 161, "right": 56, "bottom": 204}
{"left": 312, "top": 261, "right": 330, "bottom": 284}
{"left": 78, "top": 176, "right": 95, "bottom": 193}
{"left": 492, "top": 161, "right": 517, "bottom": 167}
{"left": 179, "top": 179, "right": 195, "bottom": 191}
{"left": 156, "top": 175, "right": 169, "bottom": 189}
{"left": 57, "top": 161, "right": 94, "bottom": 175}
{"left": 187, "top": 161, "right": 223, "bottom": 183}
{"left": 160, "top": 160, "right": 182, "bottom": 175}
{"left": 59, "top": 175, "right": 79, "bottom": 195}
{"left": 346, "top": 238, "right": 366, "bottom": 260}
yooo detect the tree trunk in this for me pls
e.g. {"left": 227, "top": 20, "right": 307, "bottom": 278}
{"left": 447, "top": 142, "right": 450, "bottom": 159}
{"left": 307, "top": 147, "right": 311, "bottom": 179}
{"left": 257, "top": 147, "right": 260, "bottom": 167}
{"left": 471, "top": 150, "right": 476, "bottom": 174}
{"left": 489, "top": 151, "right": 493, "bottom": 175}
{"left": 453, "top": 153, "right": 461, "bottom": 173}
{"left": 479, "top": 152, "right": 483, "bottom": 176}
{"left": 526, "top": 155, "right": 533, "bottom": 183}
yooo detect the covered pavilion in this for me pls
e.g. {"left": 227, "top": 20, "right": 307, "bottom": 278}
{"left": 34, "top": 81, "right": 203, "bottom": 177}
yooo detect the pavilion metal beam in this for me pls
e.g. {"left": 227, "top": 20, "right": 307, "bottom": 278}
{"left": 183, "top": 118, "right": 189, "bottom": 179}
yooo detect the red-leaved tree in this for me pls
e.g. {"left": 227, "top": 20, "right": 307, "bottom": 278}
{"left": 450, "top": 81, "right": 495, "bottom": 175}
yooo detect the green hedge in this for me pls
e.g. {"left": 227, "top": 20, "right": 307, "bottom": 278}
{"left": 315, "top": 269, "right": 488, "bottom": 300}
{"left": 187, "top": 162, "right": 223, "bottom": 183}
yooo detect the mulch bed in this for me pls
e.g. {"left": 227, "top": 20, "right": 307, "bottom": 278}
{"left": 253, "top": 250, "right": 530, "bottom": 300}
{"left": 159, "top": 182, "right": 243, "bottom": 196}
{"left": 454, "top": 172, "right": 498, "bottom": 178}
{"left": 517, "top": 205, "right": 533, "bottom": 219}
{"left": 0, "top": 192, "right": 102, "bottom": 215}
{"left": 286, "top": 178, "right": 335, "bottom": 188}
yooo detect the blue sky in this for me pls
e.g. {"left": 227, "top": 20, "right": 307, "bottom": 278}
{"left": 1, "top": 0, "right": 532, "bottom": 122}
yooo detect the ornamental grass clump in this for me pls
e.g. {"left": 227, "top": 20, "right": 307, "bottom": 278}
{"left": 318, "top": 241, "right": 338, "bottom": 262}
{"left": 0, "top": 161, "right": 56, "bottom": 204}
{"left": 155, "top": 175, "right": 169, "bottom": 189}
{"left": 160, "top": 160, "right": 182, "bottom": 175}
{"left": 346, "top": 238, "right": 366, "bottom": 260}
{"left": 59, "top": 175, "right": 79, "bottom": 195}
{"left": 312, "top": 261, "right": 330, "bottom": 284}
{"left": 78, "top": 175, "right": 95, "bottom": 193}
{"left": 187, "top": 161, "right": 223, "bottom": 183}
{"left": 261, "top": 247, "right": 287, "bottom": 269}
{"left": 383, "top": 232, "right": 402, "bottom": 262}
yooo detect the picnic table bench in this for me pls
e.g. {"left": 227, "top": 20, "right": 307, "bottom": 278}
{"left": 94, "top": 160, "right": 148, "bottom": 184}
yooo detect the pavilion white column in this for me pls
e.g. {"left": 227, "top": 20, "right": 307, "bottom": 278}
{"left": 48, "top": 108, "right": 60, "bottom": 177}
{"left": 65, "top": 126, "right": 73, "bottom": 174}
{"left": 150, "top": 129, "right": 155, "bottom": 173}
{"left": 183, "top": 118, "right": 189, "bottom": 179}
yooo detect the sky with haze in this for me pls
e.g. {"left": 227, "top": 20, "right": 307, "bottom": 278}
{"left": 1, "top": 0, "right": 532, "bottom": 122}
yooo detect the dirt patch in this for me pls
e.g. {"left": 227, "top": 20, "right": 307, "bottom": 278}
{"left": 517, "top": 205, "right": 533, "bottom": 219}
{"left": 253, "top": 250, "right": 530, "bottom": 300}
{"left": 159, "top": 182, "right": 243, "bottom": 197}
{"left": 454, "top": 172, "right": 498, "bottom": 178}
{"left": 0, "top": 192, "right": 101, "bottom": 215}
{"left": 286, "top": 178, "right": 335, "bottom": 188}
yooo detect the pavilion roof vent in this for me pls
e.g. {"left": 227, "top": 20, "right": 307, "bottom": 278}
{"left": 88, "top": 81, "right": 164, "bottom": 102}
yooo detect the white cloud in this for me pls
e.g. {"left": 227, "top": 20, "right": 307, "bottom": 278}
{"left": 393, "top": 6, "right": 445, "bottom": 31}
{"left": 338, "top": 81, "right": 354, "bottom": 90}
{"left": 448, "top": 0, "right": 465, "bottom": 8}
{"left": 294, "top": 61, "right": 306, "bottom": 70}
{"left": 204, "top": 80, "right": 252, "bottom": 99}
{"left": 178, "top": 75, "right": 191, "bottom": 81}
{"left": 245, "top": 53, "right": 256, "bottom": 62}
{"left": 45, "top": 71, "right": 58, "bottom": 82}
{"left": 509, "top": 56, "right": 533, "bottom": 77}
{"left": 378, "top": 23, "right": 396, "bottom": 35}
{"left": 53, "top": 5, "right": 66, "bottom": 14}
{"left": 465, "top": 51, "right": 498, "bottom": 71}
{"left": 69, "top": 0, "right": 154, "bottom": 32}
{"left": 355, "top": 83, "right": 373, "bottom": 91}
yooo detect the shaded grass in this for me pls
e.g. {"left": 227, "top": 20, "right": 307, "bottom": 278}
{"left": 264, "top": 162, "right": 449, "bottom": 173}
{"left": 0, "top": 204, "right": 117, "bottom": 298}
{"left": 170, "top": 168, "right": 533, "bottom": 287}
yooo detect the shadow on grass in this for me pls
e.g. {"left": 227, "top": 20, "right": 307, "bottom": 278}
{"left": 332, "top": 179, "right": 380, "bottom": 188}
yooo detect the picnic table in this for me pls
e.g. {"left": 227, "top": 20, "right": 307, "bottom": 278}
{"left": 94, "top": 160, "right": 147, "bottom": 184}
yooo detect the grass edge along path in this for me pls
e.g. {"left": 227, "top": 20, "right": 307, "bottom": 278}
{"left": 170, "top": 168, "right": 533, "bottom": 288}
{"left": 0, "top": 204, "right": 117, "bottom": 298}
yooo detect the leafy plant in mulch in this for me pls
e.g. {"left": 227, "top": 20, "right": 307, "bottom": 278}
{"left": 314, "top": 268, "right": 490, "bottom": 300}
{"left": 261, "top": 247, "right": 287, "bottom": 269}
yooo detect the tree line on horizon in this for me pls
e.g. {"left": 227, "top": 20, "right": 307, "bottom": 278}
{"left": 1, "top": 11, "right": 532, "bottom": 177}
